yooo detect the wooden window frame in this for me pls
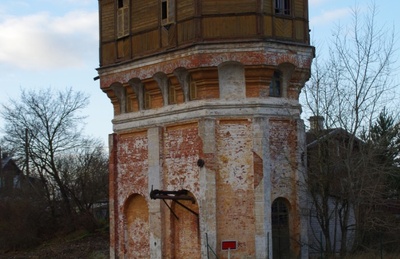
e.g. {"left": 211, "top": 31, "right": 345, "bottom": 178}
{"left": 144, "top": 90, "right": 151, "bottom": 110}
{"left": 161, "top": 0, "right": 175, "bottom": 27}
{"left": 117, "top": 0, "right": 129, "bottom": 39}
{"left": 168, "top": 80, "right": 177, "bottom": 105}
{"left": 275, "top": 0, "right": 291, "bottom": 16}
{"left": 189, "top": 75, "right": 198, "bottom": 101}
{"left": 269, "top": 71, "right": 282, "bottom": 97}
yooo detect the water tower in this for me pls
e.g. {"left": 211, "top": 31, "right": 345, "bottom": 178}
{"left": 97, "top": 0, "right": 313, "bottom": 258}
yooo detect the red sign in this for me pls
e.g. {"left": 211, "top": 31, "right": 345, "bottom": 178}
{"left": 221, "top": 240, "right": 237, "bottom": 250}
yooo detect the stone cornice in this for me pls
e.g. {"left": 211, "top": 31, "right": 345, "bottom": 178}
{"left": 113, "top": 98, "right": 302, "bottom": 132}
{"left": 98, "top": 41, "right": 314, "bottom": 88}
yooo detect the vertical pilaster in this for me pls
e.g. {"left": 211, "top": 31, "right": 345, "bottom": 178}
{"left": 148, "top": 127, "right": 163, "bottom": 259}
{"left": 198, "top": 118, "right": 217, "bottom": 258}
{"left": 253, "top": 117, "right": 272, "bottom": 259}
{"left": 108, "top": 133, "right": 118, "bottom": 259}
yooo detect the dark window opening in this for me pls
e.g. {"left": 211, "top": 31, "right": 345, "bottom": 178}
{"left": 272, "top": 198, "right": 290, "bottom": 259}
{"left": 144, "top": 90, "right": 151, "bottom": 110}
{"left": 275, "top": 0, "right": 291, "bottom": 15}
{"left": 272, "top": 199, "right": 289, "bottom": 227}
{"left": 189, "top": 75, "right": 197, "bottom": 101}
{"left": 118, "top": 0, "right": 124, "bottom": 9}
{"left": 168, "top": 80, "right": 177, "bottom": 105}
{"left": 270, "top": 71, "right": 281, "bottom": 97}
{"left": 162, "top": 1, "right": 168, "bottom": 20}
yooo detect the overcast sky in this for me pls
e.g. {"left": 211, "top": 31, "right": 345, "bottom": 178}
{"left": 0, "top": 0, "right": 399, "bottom": 147}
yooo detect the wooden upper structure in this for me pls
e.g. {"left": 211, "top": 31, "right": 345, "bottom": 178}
{"left": 99, "top": 0, "right": 310, "bottom": 67}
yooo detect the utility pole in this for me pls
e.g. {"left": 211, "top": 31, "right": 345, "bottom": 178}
{"left": 25, "top": 128, "right": 29, "bottom": 176}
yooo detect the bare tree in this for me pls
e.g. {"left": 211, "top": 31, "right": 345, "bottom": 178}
{"left": 0, "top": 87, "right": 102, "bottom": 220}
{"left": 303, "top": 2, "right": 398, "bottom": 256}
{"left": 57, "top": 138, "right": 109, "bottom": 213}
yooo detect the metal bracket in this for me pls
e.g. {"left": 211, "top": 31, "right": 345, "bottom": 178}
{"left": 150, "top": 186, "right": 198, "bottom": 220}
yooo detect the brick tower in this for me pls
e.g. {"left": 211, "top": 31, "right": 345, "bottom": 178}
{"left": 97, "top": 0, "right": 313, "bottom": 258}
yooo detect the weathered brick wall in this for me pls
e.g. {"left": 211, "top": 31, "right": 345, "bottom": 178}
{"left": 270, "top": 118, "right": 303, "bottom": 257}
{"left": 162, "top": 122, "right": 202, "bottom": 258}
{"left": 109, "top": 115, "right": 307, "bottom": 258}
{"left": 115, "top": 131, "right": 149, "bottom": 258}
{"left": 216, "top": 119, "right": 256, "bottom": 257}
{"left": 103, "top": 43, "right": 313, "bottom": 258}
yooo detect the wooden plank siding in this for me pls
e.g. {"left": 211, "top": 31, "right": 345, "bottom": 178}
{"left": 143, "top": 80, "right": 164, "bottom": 110}
{"left": 190, "top": 67, "right": 219, "bottom": 100}
{"left": 202, "top": 15, "right": 258, "bottom": 39}
{"left": 275, "top": 18, "right": 293, "bottom": 39}
{"left": 132, "top": 30, "right": 160, "bottom": 56}
{"left": 177, "top": 0, "right": 195, "bottom": 21}
{"left": 177, "top": 19, "right": 196, "bottom": 44}
{"left": 99, "top": 0, "right": 310, "bottom": 67}
{"left": 245, "top": 66, "right": 275, "bottom": 98}
{"left": 201, "top": 0, "right": 257, "bottom": 14}
{"left": 100, "top": 1, "right": 115, "bottom": 42}
{"left": 131, "top": 0, "right": 159, "bottom": 33}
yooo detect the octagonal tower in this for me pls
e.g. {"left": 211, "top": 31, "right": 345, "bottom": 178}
{"left": 97, "top": 0, "right": 314, "bottom": 258}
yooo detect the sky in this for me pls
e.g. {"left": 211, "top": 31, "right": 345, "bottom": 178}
{"left": 0, "top": 0, "right": 399, "bottom": 147}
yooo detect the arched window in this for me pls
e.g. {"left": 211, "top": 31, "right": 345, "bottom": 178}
{"left": 272, "top": 198, "right": 290, "bottom": 259}
{"left": 270, "top": 71, "right": 282, "bottom": 97}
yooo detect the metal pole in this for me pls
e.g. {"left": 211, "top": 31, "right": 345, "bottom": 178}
{"left": 228, "top": 248, "right": 230, "bottom": 259}
{"left": 25, "top": 128, "right": 29, "bottom": 176}
{"left": 320, "top": 231, "right": 323, "bottom": 259}
{"left": 206, "top": 233, "right": 210, "bottom": 259}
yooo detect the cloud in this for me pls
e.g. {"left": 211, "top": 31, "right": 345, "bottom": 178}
{"left": 310, "top": 7, "right": 350, "bottom": 27}
{"left": 0, "top": 10, "right": 98, "bottom": 71}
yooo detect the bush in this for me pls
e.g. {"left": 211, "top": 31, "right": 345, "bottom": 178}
{"left": 0, "top": 199, "right": 48, "bottom": 251}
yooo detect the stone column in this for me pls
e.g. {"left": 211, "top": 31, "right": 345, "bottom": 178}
{"left": 148, "top": 127, "right": 163, "bottom": 259}
{"left": 253, "top": 117, "right": 272, "bottom": 259}
{"left": 198, "top": 118, "right": 217, "bottom": 258}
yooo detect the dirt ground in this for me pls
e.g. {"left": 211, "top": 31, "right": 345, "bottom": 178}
{"left": 0, "top": 230, "right": 109, "bottom": 259}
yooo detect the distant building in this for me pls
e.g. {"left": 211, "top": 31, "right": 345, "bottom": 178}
{"left": 306, "top": 116, "right": 356, "bottom": 256}
{"left": 0, "top": 153, "right": 43, "bottom": 198}
{"left": 0, "top": 153, "right": 23, "bottom": 196}
{"left": 97, "top": 0, "right": 314, "bottom": 258}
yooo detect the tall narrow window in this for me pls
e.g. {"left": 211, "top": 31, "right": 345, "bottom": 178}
{"left": 189, "top": 75, "right": 197, "bottom": 101}
{"left": 144, "top": 90, "right": 151, "bottom": 109}
{"left": 117, "top": 0, "right": 129, "bottom": 38}
{"left": 272, "top": 198, "right": 290, "bottom": 259}
{"left": 270, "top": 71, "right": 281, "bottom": 97}
{"left": 275, "top": 0, "right": 291, "bottom": 15}
{"left": 161, "top": 0, "right": 175, "bottom": 27}
{"left": 118, "top": 0, "right": 124, "bottom": 8}
{"left": 161, "top": 1, "right": 168, "bottom": 20}
{"left": 168, "top": 80, "right": 177, "bottom": 104}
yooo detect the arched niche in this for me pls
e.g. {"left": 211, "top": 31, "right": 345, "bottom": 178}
{"left": 277, "top": 62, "right": 296, "bottom": 98}
{"left": 272, "top": 197, "right": 291, "bottom": 259}
{"left": 124, "top": 194, "right": 150, "bottom": 259}
{"left": 170, "top": 190, "right": 201, "bottom": 259}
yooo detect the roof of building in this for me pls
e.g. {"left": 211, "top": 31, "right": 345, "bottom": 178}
{"left": 1, "top": 155, "right": 13, "bottom": 169}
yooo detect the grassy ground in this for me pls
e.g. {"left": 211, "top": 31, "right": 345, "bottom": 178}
{"left": 0, "top": 229, "right": 109, "bottom": 259}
